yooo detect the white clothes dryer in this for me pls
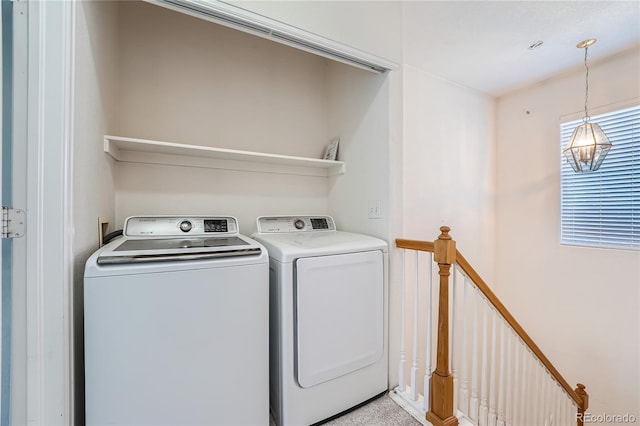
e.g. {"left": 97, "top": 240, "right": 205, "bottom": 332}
{"left": 84, "top": 216, "right": 269, "bottom": 426}
{"left": 252, "top": 216, "right": 388, "bottom": 426}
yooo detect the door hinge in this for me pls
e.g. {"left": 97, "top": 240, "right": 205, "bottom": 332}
{"left": 2, "top": 207, "right": 25, "bottom": 239}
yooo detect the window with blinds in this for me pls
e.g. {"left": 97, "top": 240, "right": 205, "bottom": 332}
{"left": 560, "top": 105, "right": 639, "bottom": 250}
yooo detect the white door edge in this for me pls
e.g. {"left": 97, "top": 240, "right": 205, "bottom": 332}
{"left": 15, "top": 1, "right": 75, "bottom": 425}
{"left": 0, "top": 2, "right": 5, "bottom": 420}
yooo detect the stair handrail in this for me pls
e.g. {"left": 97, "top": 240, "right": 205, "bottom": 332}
{"left": 396, "top": 227, "right": 589, "bottom": 424}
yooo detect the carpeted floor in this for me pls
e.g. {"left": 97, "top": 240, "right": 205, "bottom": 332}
{"left": 320, "top": 393, "right": 423, "bottom": 426}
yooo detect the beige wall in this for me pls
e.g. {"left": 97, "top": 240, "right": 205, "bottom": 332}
{"left": 402, "top": 65, "right": 496, "bottom": 280}
{"left": 110, "top": 1, "right": 398, "bottom": 237}
{"left": 226, "top": 0, "right": 402, "bottom": 65}
{"left": 495, "top": 46, "right": 640, "bottom": 416}
{"left": 114, "top": 1, "right": 332, "bottom": 233}
{"left": 72, "top": 1, "right": 120, "bottom": 422}
{"left": 73, "top": 1, "right": 119, "bottom": 268}
{"left": 326, "top": 64, "right": 392, "bottom": 239}
{"left": 399, "top": 0, "right": 497, "bottom": 390}
{"left": 398, "top": 63, "right": 496, "bottom": 392}
{"left": 117, "top": 1, "right": 330, "bottom": 158}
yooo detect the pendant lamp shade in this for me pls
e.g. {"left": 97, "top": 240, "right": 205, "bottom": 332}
{"left": 563, "top": 120, "right": 612, "bottom": 172}
{"left": 563, "top": 38, "right": 611, "bottom": 173}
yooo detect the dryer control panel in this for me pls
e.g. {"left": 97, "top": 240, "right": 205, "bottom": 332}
{"left": 256, "top": 216, "right": 336, "bottom": 233}
{"left": 124, "top": 216, "right": 239, "bottom": 238}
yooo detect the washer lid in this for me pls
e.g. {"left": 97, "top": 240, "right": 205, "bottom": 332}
{"left": 96, "top": 234, "right": 263, "bottom": 266}
{"left": 95, "top": 215, "right": 263, "bottom": 266}
{"left": 251, "top": 230, "right": 387, "bottom": 262}
{"left": 113, "top": 236, "right": 249, "bottom": 252}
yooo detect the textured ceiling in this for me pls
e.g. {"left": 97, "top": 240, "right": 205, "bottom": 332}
{"left": 403, "top": 1, "right": 640, "bottom": 96}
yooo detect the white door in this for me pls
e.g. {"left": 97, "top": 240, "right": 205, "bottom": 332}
{"left": 0, "top": 1, "right": 74, "bottom": 425}
{"left": 0, "top": 2, "right": 7, "bottom": 422}
{"left": 295, "top": 250, "right": 384, "bottom": 388}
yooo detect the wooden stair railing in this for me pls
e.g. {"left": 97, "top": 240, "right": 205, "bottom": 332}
{"left": 396, "top": 226, "right": 588, "bottom": 426}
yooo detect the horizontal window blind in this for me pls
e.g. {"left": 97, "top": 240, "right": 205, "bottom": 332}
{"left": 560, "top": 105, "right": 639, "bottom": 250}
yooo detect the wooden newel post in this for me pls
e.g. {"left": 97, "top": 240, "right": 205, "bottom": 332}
{"left": 426, "top": 226, "right": 459, "bottom": 426}
{"left": 575, "top": 383, "right": 589, "bottom": 426}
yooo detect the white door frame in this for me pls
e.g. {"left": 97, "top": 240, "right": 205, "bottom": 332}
{"left": 0, "top": 2, "right": 5, "bottom": 420}
{"left": 11, "top": 1, "right": 74, "bottom": 424}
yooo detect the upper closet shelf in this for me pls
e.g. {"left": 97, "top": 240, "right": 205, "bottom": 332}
{"left": 104, "top": 136, "right": 345, "bottom": 177}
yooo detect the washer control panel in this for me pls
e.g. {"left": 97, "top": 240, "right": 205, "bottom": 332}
{"left": 124, "top": 216, "right": 238, "bottom": 238}
{"left": 256, "top": 216, "right": 336, "bottom": 233}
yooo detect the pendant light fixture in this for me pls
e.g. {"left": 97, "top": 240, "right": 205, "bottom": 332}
{"left": 563, "top": 39, "right": 612, "bottom": 173}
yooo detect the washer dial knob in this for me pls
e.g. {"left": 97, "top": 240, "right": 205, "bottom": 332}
{"left": 293, "top": 219, "right": 305, "bottom": 230}
{"left": 179, "top": 220, "right": 193, "bottom": 232}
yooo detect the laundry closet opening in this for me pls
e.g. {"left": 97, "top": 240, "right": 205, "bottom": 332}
{"left": 73, "top": 1, "right": 395, "bottom": 422}
{"left": 76, "top": 0, "right": 393, "bottom": 238}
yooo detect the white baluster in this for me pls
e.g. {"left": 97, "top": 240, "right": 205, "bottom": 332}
{"left": 526, "top": 356, "right": 539, "bottom": 426}
{"left": 488, "top": 308, "right": 498, "bottom": 426}
{"left": 479, "top": 298, "right": 489, "bottom": 426}
{"left": 543, "top": 366, "right": 550, "bottom": 426}
{"left": 548, "top": 374, "right": 555, "bottom": 426}
{"left": 399, "top": 250, "right": 406, "bottom": 393}
{"left": 521, "top": 348, "right": 529, "bottom": 425}
{"left": 542, "top": 372, "right": 550, "bottom": 426}
{"left": 451, "top": 263, "right": 458, "bottom": 413}
{"left": 497, "top": 319, "right": 506, "bottom": 426}
{"left": 559, "top": 384, "right": 566, "bottom": 426}
{"left": 550, "top": 375, "right": 557, "bottom": 425}
{"left": 534, "top": 361, "right": 543, "bottom": 426}
{"left": 459, "top": 276, "right": 470, "bottom": 416}
{"left": 548, "top": 382, "right": 556, "bottom": 425}
{"left": 409, "top": 251, "right": 419, "bottom": 400}
{"left": 566, "top": 398, "right": 575, "bottom": 426}
{"left": 555, "top": 380, "right": 562, "bottom": 425}
{"left": 422, "top": 252, "right": 433, "bottom": 411}
{"left": 559, "top": 386, "right": 567, "bottom": 426}
{"left": 511, "top": 335, "right": 520, "bottom": 426}
{"left": 559, "top": 385, "right": 567, "bottom": 425}
{"left": 531, "top": 359, "right": 539, "bottom": 426}
{"left": 505, "top": 330, "right": 513, "bottom": 426}
{"left": 561, "top": 393, "right": 568, "bottom": 426}
{"left": 551, "top": 382, "right": 561, "bottom": 426}
{"left": 470, "top": 287, "right": 480, "bottom": 422}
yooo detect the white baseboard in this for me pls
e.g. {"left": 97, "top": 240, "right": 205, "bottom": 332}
{"left": 388, "top": 387, "right": 476, "bottom": 426}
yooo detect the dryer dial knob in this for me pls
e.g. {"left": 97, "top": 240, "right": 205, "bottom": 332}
{"left": 294, "top": 219, "right": 305, "bottom": 230}
{"left": 179, "top": 220, "right": 193, "bottom": 232}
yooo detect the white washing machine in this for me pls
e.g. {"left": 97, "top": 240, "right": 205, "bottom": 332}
{"left": 84, "top": 216, "right": 269, "bottom": 426}
{"left": 252, "top": 215, "right": 388, "bottom": 426}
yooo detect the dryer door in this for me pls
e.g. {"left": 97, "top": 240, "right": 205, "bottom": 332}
{"left": 294, "top": 250, "right": 383, "bottom": 388}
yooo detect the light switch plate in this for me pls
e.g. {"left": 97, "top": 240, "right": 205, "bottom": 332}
{"left": 367, "top": 200, "right": 382, "bottom": 219}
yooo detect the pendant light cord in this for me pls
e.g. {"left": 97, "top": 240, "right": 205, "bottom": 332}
{"left": 584, "top": 45, "right": 590, "bottom": 120}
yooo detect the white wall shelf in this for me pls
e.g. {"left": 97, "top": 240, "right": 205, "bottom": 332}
{"left": 104, "top": 135, "right": 345, "bottom": 177}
